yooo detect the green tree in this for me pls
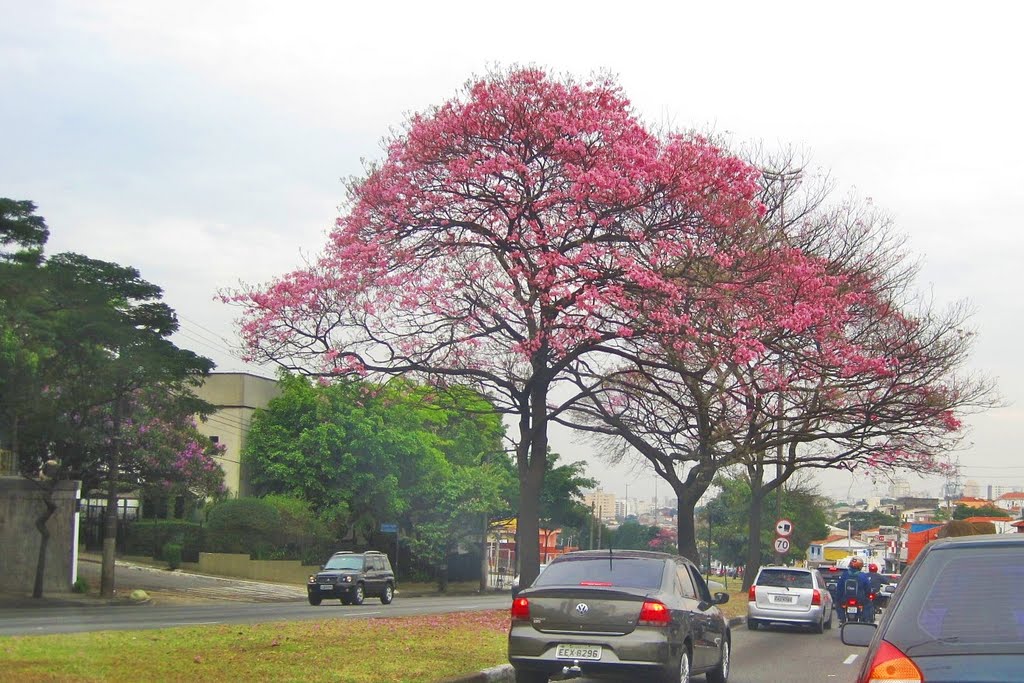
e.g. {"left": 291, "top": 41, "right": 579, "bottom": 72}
{"left": 951, "top": 503, "right": 1010, "bottom": 520}
{"left": 0, "top": 200, "right": 216, "bottom": 597}
{"left": 244, "top": 374, "right": 514, "bottom": 581}
{"left": 706, "top": 474, "right": 829, "bottom": 568}
{"left": 608, "top": 520, "right": 660, "bottom": 550}
{"left": 837, "top": 509, "right": 902, "bottom": 533}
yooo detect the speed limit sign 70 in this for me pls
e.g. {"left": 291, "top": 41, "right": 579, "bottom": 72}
{"left": 773, "top": 537, "right": 791, "bottom": 554}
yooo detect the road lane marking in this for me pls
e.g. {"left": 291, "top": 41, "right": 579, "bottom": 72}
{"left": 843, "top": 654, "right": 859, "bottom": 665}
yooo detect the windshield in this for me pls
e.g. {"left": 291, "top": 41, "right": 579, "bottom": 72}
{"left": 533, "top": 558, "right": 664, "bottom": 589}
{"left": 756, "top": 569, "right": 813, "bottom": 589}
{"left": 324, "top": 556, "right": 362, "bottom": 571}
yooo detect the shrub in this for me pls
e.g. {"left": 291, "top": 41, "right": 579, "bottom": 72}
{"left": 126, "top": 519, "right": 205, "bottom": 562}
{"left": 72, "top": 576, "right": 89, "bottom": 593}
{"left": 163, "top": 542, "right": 183, "bottom": 570}
{"left": 204, "top": 498, "right": 282, "bottom": 558}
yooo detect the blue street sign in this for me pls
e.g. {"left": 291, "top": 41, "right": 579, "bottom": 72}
{"left": 380, "top": 523, "right": 399, "bottom": 533}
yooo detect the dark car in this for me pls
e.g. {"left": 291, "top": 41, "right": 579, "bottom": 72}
{"left": 508, "top": 549, "right": 730, "bottom": 683}
{"left": 842, "top": 534, "right": 1024, "bottom": 683}
{"left": 307, "top": 550, "right": 395, "bottom": 606}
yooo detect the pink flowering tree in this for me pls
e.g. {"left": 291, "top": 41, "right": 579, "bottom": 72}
{"left": 225, "top": 67, "right": 769, "bottom": 585}
{"left": 563, "top": 160, "right": 997, "bottom": 580}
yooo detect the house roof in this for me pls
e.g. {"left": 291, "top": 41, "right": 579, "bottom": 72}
{"left": 962, "top": 516, "right": 1015, "bottom": 523}
{"left": 998, "top": 492, "right": 1024, "bottom": 500}
{"left": 811, "top": 534, "right": 849, "bottom": 545}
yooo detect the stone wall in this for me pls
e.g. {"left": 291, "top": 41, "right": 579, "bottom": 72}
{"left": 0, "top": 477, "right": 81, "bottom": 594}
{"left": 191, "top": 552, "right": 319, "bottom": 584}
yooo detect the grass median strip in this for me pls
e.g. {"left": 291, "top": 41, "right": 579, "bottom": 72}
{"left": 1, "top": 611, "right": 510, "bottom": 683}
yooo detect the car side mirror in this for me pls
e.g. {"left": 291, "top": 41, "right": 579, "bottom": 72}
{"left": 840, "top": 622, "right": 876, "bottom": 647}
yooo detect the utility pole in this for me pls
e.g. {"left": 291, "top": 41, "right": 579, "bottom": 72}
{"left": 589, "top": 501, "right": 595, "bottom": 550}
{"left": 597, "top": 506, "right": 603, "bottom": 549}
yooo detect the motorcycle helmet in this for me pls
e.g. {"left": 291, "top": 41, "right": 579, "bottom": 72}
{"left": 868, "top": 563, "right": 878, "bottom": 572}
{"left": 849, "top": 557, "right": 864, "bottom": 571}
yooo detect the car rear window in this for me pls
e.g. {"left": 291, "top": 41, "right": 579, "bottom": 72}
{"left": 533, "top": 558, "right": 665, "bottom": 589}
{"left": 886, "top": 545, "right": 1024, "bottom": 651}
{"left": 756, "top": 569, "right": 813, "bottom": 589}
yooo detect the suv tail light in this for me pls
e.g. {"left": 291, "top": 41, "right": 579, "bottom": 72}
{"left": 748, "top": 585, "right": 756, "bottom": 601}
{"left": 859, "top": 640, "right": 922, "bottom": 683}
{"left": 511, "top": 597, "right": 530, "bottom": 621}
{"left": 811, "top": 589, "right": 821, "bottom": 605}
{"left": 638, "top": 600, "right": 671, "bottom": 626}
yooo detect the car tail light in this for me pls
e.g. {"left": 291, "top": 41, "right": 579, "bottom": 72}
{"left": 579, "top": 581, "right": 613, "bottom": 587}
{"left": 748, "top": 585, "right": 756, "bottom": 601}
{"left": 859, "top": 640, "right": 923, "bottom": 683}
{"left": 811, "top": 589, "right": 821, "bottom": 605}
{"left": 638, "top": 600, "right": 671, "bottom": 626}
{"left": 869, "top": 593, "right": 876, "bottom": 601}
{"left": 511, "top": 597, "right": 530, "bottom": 621}
{"left": 847, "top": 598, "right": 859, "bottom": 607}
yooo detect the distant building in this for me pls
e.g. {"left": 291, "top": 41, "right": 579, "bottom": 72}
{"left": 582, "top": 491, "right": 617, "bottom": 523}
{"left": 963, "top": 480, "right": 981, "bottom": 498}
{"left": 192, "top": 372, "right": 281, "bottom": 497}
{"left": 994, "top": 492, "right": 1024, "bottom": 516}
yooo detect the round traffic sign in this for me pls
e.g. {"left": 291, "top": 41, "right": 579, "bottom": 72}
{"left": 775, "top": 519, "right": 794, "bottom": 537}
{"left": 773, "top": 537, "right": 791, "bottom": 553}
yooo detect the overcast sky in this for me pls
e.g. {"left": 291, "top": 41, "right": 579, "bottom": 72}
{"left": 3, "top": 1, "right": 1021, "bottom": 506}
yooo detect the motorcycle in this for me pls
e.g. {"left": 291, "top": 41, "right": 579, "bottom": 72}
{"left": 843, "top": 596, "right": 873, "bottom": 623}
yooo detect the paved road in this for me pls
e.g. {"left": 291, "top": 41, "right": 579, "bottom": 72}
{"left": 566, "top": 623, "right": 862, "bottom": 683}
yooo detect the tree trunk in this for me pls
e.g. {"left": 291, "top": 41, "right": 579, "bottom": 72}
{"left": 479, "top": 514, "right": 489, "bottom": 592}
{"left": 743, "top": 488, "right": 765, "bottom": 591}
{"left": 32, "top": 480, "right": 58, "bottom": 598}
{"left": 100, "top": 398, "right": 123, "bottom": 598}
{"left": 675, "top": 486, "right": 706, "bottom": 564}
{"left": 516, "top": 376, "right": 550, "bottom": 589}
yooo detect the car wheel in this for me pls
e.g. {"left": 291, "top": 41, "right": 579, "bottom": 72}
{"left": 813, "top": 613, "right": 824, "bottom": 634}
{"left": 825, "top": 607, "right": 833, "bottom": 630}
{"left": 706, "top": 638, "right": 729, "bottom": 683}
{"left": 380, "top": 583, "right": 394, "bottom": 605}
{"left": 665, "top": 646, "right": 691, "bottom": 683}
{"left": 747, "top": 618, "right": 758, "bottom": 631}
{"left": 513, "top": 668, "right": 548, "bottom": 683}
{"left": 351, "top": 584, "right": 365, "bottom": 605}
{"left": 307, "top": 594, "right": 322, "bottom": 606}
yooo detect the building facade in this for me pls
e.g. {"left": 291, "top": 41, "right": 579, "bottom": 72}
{"left": 192, "top": 372, "right": 280, "bottom": 497}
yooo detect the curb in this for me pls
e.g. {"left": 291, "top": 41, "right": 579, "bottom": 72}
{"left": 441, "top": 615, "right": 747, "bottom": 682}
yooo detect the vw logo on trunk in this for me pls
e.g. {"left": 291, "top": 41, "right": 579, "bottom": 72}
{"left": 575, "top": 603, "right": 589, "bottom": 616}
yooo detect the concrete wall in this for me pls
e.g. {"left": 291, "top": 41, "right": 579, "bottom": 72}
{"left": 190, "top": 552, "right": 318, "bottom": 584}
{"left": 0, "top": 477, "right": 81, "bottom": 594}
{"left": 192, "top": 373, "right": 280, "bottom": 497}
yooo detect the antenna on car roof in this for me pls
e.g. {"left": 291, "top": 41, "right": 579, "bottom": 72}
{"left": 608, "top": 545, "right": 613, "bottom": 571}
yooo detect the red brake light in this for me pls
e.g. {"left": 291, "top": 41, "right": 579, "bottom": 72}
{"left": 862, "top": 640, "right": 923, "bottom": 682}
{"left": 579, "top": 581, "right": 613, "bottom": 586}
{"left": 811, "top": 589, "right": 821, "bottom": 606}
{"left": 511, "top": 597, "right": 530, "bottom": 621}
{"left": 869, "top": 593, "right": 876, "bottom": 601}
{"left": 748, "top": 585, "right": 756, "bottom": 601}
{"left": 847, "top": 598, "right": 859, "bottom": 606}
{"left": 829, "top": 567, "right": 839, "bottom": 572}
{"left": 638, "top": 600, "right": 671, "bottom": 626}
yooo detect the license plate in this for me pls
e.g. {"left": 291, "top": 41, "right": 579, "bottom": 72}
{"left": 847, "top": 606, "right": 859, "bottom": 614}
{"left": 319, "top": 584, "right": 333, "bottom": 591}
{"left": 773, "top": 595, "right": 795, "bottom": 603}
{"left": 555, "top": 644, "right": 602, "bottom": 661}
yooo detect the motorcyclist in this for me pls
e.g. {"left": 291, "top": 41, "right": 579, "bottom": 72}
{"left": 836, "top": 557, "right": 873, "bottom": 623}
{"left": 865, "top": 563, "right": 887, "bottom": 618}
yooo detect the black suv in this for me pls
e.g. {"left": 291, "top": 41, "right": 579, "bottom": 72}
{"left": 307, "top": 550, "right": 396, "bottom": 606}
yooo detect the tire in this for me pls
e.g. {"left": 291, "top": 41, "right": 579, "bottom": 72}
{"left": 825, "top": 607, "right": 834, "bottom": 630}
{"left": 664, "top": 646, "right": 691, "bottom": 683}
{"left": 513, "top": 668, "right": 548, "bottom": 683}
{"left": 380, "top": 583, "right": 394, "bottom": 605}
{"left": 812, "top": 613, "right": 824, "bottom": 634}
{"left": 351, "top": 583, "right": 365, "bottom": 606}
{"left": 706, "top": 639, "right": 730, "bottom": 683}
{"left": 746, "top": 618, "right": 758, "bottom": 631}
{"left": 307, "top": 594, "right": 322, "bottom": 606}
